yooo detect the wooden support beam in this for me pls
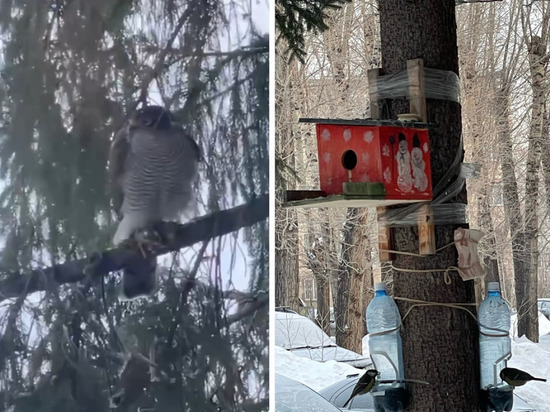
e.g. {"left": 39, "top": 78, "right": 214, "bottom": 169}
{"left": 418, "top": 204, "right": 436, "bottom": 255}
{"left": 285, "top": 190, "right": 326, "bottom": 202}
{"left": 407, "top": 58, "right": 428, "bottom": 122}
{"left": 377, "top": 207, "right": 393, "bottom": 261}
{"left": 367, "top": 68, "right": 381, "bottom": 119}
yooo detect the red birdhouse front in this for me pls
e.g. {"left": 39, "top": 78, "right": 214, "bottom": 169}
{"left": 316, "top": 123, "right": 432, "bottom": 203}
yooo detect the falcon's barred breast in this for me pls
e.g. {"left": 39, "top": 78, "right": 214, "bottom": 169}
{"left": 109, "top": 105, "right": 200, "bottom": 299}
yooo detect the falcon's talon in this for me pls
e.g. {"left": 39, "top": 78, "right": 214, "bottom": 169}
{"left": 133, "top": 228, "right": 164, "bottom": 249}
{"left": 116, "top": 238, "right": 150, "bottom": 259}
{"left": 117, "top": 238, "right": 139, "bottom": 251}
{"left": 83, "top": 252, "right": 103, "bottom": 277}
{"left": 137, "top": 241, "right": 149, "bottom": 259}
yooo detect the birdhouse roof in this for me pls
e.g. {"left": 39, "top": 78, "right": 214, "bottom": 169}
{"left": 298, "top": 117, "right": 430, "bottom": 128}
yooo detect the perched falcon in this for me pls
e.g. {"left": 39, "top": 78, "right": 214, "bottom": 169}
{"left": 109, "top": 105, "right": 200, "bottom": 299}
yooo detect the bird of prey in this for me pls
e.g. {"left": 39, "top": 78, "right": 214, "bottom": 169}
{"left": 109, "top": 105, "right": 200, "bottom": 299}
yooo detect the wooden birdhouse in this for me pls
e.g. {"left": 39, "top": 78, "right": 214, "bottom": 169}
{"left": 285, "top": 119, "right": 433, "bottom": 208}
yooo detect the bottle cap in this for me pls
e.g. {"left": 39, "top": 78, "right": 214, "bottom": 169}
{"left": 374, "top": 282, "right": 387, "bottom": 291}
{"left": 487, "top": 282, "right": 500, "bottom": 292}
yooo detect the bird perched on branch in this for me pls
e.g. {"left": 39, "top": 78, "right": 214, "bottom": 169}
{"left": 343, "top": 369, "right": 379, "bottom": 408}
{"left": 109, "top": 105, "right": 200, "bottom": 299}
{"left": 500, "top": 367, "right": 547, "bottom": 387}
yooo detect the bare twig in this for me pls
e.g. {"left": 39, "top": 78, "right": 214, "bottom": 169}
{"left": 119, "top": 8, "right": 193, "bottom": 128}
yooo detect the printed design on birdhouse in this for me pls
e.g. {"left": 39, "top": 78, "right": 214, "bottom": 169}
{"left": 321, "top": 128, "right": 331, "bottom": 141}
{"left": 343, "top": 129, "right": 352, "bottom": 142}
{"left": 383, "top": 167, "right": 391, "bottom": 183}
{"left": 364, "top": 130, "right": 374, "bottom": 143}
{"left": 378, "top": 127, "right": 432, "bottom": 200}
{"left": 411, "top": 135, "right": 428, "bottom": 191}
{"left": 395, "top": 133, "right": 413, "bottom": 193}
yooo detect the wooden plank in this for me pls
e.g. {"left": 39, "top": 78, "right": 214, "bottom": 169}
{"left": 282, "top": 195, "right": 420, "bottom": 209}
{"left": 377, "top": 207, "right": 393, "bottom": 261}
{"left": 418, "top": 204, "right": 436, "bottom": 255}
{"left": 367, "top": 68, "right": 381, "bottom": 119}
{"left": 407, "top": 59, "right": 427, "bottom": 122}
{"left": 299, "top": 117, "right": 429, "bottom": 127}
{"left": 285, "top": 190, "right": 326, "bottom": 202}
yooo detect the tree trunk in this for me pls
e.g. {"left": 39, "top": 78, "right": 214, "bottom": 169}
{"left": 517, "top": 35, "right": 547, "bottom": 341}
{"left": 492, "top": 76, "right": 525, "bottom": 311}
{"left": 335, "top": 207, "right": 369, "bottom": 354}
{"left": 275, "top": 53, "right": 301, "bottom": 311}
{"left": 378, "top": 1, "right": 481, "bottom": 410}
{"left": 478, "top": 193, "right": 500, "bottom": 285}
{"left": 315, "top": 274, "right": 331, "bottom": 335}
{"left": 275, "top": 206, "right": 300, "bottom": 310}
{"left": 306, "top": 212, "right": 335, "bottom": 335}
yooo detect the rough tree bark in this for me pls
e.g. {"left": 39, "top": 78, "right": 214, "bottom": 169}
{"left": 306, "top": 211, "right": 334, "bottom": 335}
{"left": 517, "top": 34, "right": 547, "bottom": 341}
{"left": 275, "top": 53, "right": 301, "bottom": 310}
{"left": 275, "top": 205, "right": 300, "bottom": 310}
{"left": 493, "top": 72, "right": 526, "bottom": 310}
{"left": 478, "top": 193, "right": 500, "bottom": 285}
{"left": 378, "top": 1, "right": 481, "bottom": 410}
{"left": 335, "top": 208, "right": 369, "bottom": 354}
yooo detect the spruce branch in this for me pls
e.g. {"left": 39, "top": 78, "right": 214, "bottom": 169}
{"left": 0, "top": 195, "right": 268, "bottom": 302}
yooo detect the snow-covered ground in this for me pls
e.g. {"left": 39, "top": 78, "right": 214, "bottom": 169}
{"left": 506, "top": 313, "right": 550, "bottom": 411}
{"left": 275, "top": 314, "right": 550, "bottom": 411}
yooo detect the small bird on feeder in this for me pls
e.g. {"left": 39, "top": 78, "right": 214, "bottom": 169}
{"left": 500, "top": 367, "right": 547, "bottom": 387}
{"left": 343, "top": 369, "right": 380, "bottom": 408}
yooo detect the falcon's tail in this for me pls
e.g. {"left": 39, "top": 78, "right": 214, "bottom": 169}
{"left": 120, "top": 254, "right": 157, "bottom": 300}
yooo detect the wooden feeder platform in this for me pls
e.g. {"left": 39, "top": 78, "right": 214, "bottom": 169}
{"left": 283, "top": 192, "right": 425, "bottom": 209}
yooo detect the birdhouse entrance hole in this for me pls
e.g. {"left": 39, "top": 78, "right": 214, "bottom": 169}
{"left": 342, "top": 150, "right": 358, "bottom": 170}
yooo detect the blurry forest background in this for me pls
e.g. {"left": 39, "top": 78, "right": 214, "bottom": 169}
{"left": 0, "top": 1, "right": 268, "bottom": 411}
{"left": 276, "top": 0, "right": 550, "bottom": 353}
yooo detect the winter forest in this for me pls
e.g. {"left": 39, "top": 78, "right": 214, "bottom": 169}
{"left": 275, "top": 0, "right": 550, "bottom": 410}
{"left": 0, "top": 1, "right": 269, "bottom": 411}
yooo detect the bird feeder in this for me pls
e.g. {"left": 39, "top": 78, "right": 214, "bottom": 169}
{"left": 284, "top": 119, "right": 433, "bottom": 208}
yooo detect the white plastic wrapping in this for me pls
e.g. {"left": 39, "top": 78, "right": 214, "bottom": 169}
{"left": 376, "top": 68, "right": 461, "bottom": 103}
{"left": 381, "top": 203, "right": 468, "bottom": 227}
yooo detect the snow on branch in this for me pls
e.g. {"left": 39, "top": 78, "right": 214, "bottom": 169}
{"left": 0, "top": 194, "right": 269, "bottom": 302}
